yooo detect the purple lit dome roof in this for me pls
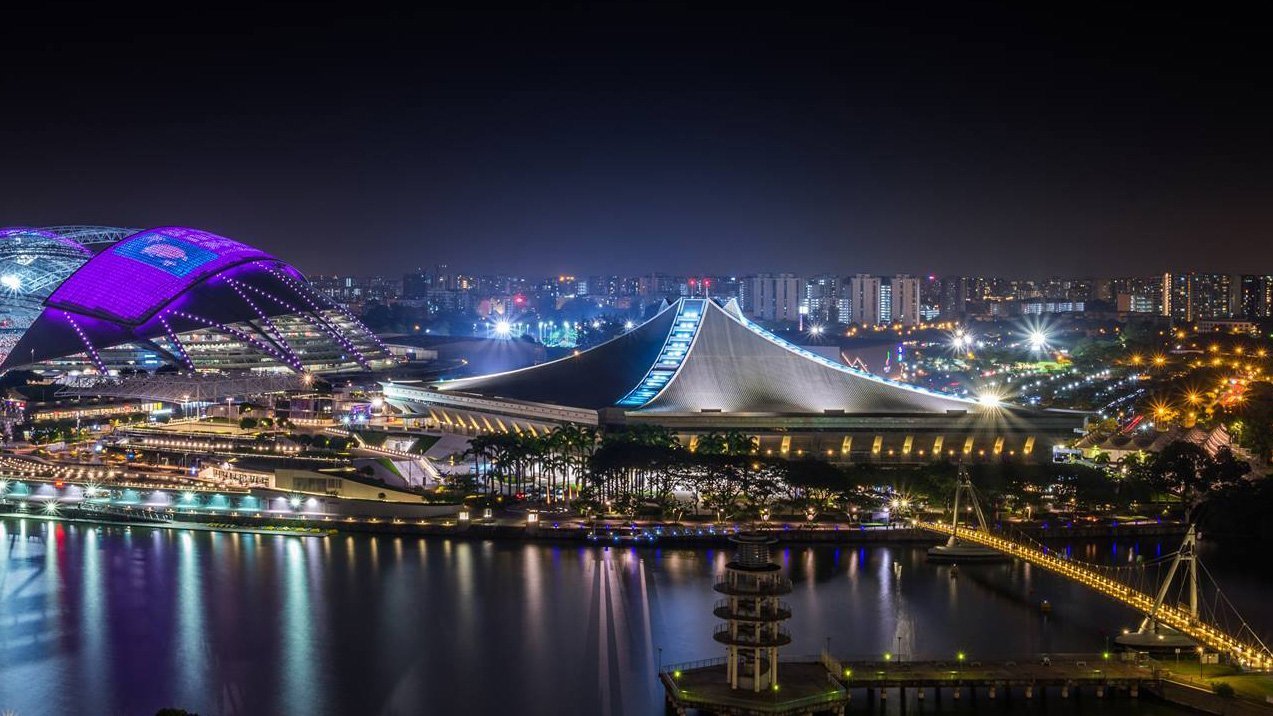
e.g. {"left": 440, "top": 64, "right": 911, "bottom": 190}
{"left": 46, "top": 226, "right": 273, "bottom": 325}
{"left": 1, "top": 225, "right": 385, "bottom": 374}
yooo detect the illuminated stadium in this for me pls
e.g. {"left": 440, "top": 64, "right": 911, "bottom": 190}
{"left": 0, "top": 226, "right": 123, "bottom": 365}
{"left": 384, "top": 298, "right": 1087, "bottom": 462}
{"left": 0, "top": 226, "right": 390, "bottom": 375}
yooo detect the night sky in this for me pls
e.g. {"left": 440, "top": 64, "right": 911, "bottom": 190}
{"left": 2, "top": 3, "right": 1269, "bottom": 277}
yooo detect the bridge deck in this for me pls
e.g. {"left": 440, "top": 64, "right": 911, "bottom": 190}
{"left": 918, "top": 522, "right": 1273, "bottom": 669}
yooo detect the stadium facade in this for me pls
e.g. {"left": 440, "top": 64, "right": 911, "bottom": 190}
{"left": 0, "top": 226, "right": 390, "bottom": 375}
{"left": 383, "top": 298, "right": 1087, "bottom": 462}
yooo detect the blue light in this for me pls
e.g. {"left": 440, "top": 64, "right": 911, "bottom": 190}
{"left": 616, "top": 299, "right": 707, "bottom": 407}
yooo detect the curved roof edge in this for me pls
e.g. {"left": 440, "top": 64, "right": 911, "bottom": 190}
{"left": 434, "top": 297, "right": 992, "bottom": 415}
{"left": 436, "top": 299, "right": 679, "bottom": 393}
{"left": 716, "top": 300, "right": 978, "bottom": 407}
{"left": 46, "top": 226, "right": 273, "bottom": 325}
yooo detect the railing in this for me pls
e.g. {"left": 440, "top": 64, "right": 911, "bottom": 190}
{"left": 714, "top": 576, "right": 794, "bottom": 596}
{"left": 660, "top": 656, "right": 728, "bottom": 674}
{"left": 660, "top": 653, "right": 830, "bottom": 674}
{"left": 713, "top": 623, "right": 792, "bottom": 647}
{"left": 918, "top": 521, "right": 1273, "bottom": 669}
{"left": 665, "top": 686, "right": 843, "bottom": 715}
{"left": 713, "top": 599, "right": 792, "bottom": 622}
{"left": 76, "top": 502, "right": 173, "bottom": 524}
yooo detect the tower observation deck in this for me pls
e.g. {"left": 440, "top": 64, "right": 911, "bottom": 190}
{"left": 713, "top": 534, "right": 793, "bottom": 692}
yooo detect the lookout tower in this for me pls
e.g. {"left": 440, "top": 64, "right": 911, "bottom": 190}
{"left": 713, "top": 534, "right": 793, "bottom": 692}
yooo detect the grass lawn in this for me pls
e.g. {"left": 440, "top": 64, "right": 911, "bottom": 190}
{"left": 1164, "top": 663, "right": 1273, "bottom": 700}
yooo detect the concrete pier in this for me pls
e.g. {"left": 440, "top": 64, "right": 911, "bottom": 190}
{"left": 660, "top": 653, "right": 1159, "bottom": 716}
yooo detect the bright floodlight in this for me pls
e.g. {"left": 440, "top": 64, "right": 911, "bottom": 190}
{"left": 0, "top": 274, "right": 21, "bottom": 291}
{"left": 951, "top": 329, "right": 971, "bottom": 351}
{"left": 977, "top": 392, "right": 1002, "bottom": 408}
{"left": 623, "top": 320, "right": 635, "bottom": 330}
{"left": 1027, "top": 329, "right": 1049, "bottom": 351}
{"left": 809, "top": 324, "right": 824, "bottom": 336}
{"left": 493, "top": 320, "right": 513, "bottom": 338}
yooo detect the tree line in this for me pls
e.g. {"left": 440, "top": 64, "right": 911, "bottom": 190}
{"left": 463, "top": 424, "right": 1166, "bottom": 520}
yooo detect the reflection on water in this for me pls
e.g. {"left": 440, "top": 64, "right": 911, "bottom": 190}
{"left": 175, "top": 531, "right": 206, "bottom": 709}
{"left": 1, "top": 517, "right": 1266, "bottom": 715}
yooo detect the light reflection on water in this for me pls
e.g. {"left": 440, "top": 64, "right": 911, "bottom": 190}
{"left": 0, "top": 517, "right": 1265, "bottom": 715}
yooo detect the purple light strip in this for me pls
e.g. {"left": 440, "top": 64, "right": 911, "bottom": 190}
{"left": 62, "top": 311, "right": 108, "bottom": 373}
{"left": 168, "top": 310, "right": 304, "bottom": 372}
{"left": 220, "top": 276, "right": 306, "bottom": 370}
{"left": 261, "top": 263, "right": 388, "bottom": 352}
{"left": 158, "top": 314, "right": 197, "bottom": 371}
{"left": 230, "top": 277, "right": 371, "bottom": 369}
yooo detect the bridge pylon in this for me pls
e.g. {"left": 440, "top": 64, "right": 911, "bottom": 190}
{"left": 926, "top": 464, "right": 1005, "bottom": 562}
{"left": 1115, "top": 524, "right": 1199, "bottom": 649}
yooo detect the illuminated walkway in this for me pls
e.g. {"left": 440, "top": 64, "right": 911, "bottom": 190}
{"left": 918, "top": 521, "right": 1273, "bottom": 669}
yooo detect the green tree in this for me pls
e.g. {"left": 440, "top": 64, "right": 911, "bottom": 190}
{"left": 1234, "top": 381, "right": 1273, "bottom": 465}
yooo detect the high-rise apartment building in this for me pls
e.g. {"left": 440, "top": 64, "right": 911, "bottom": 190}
{"left": 801, "top": 274, "right": 842, "bottom": 323}
{"left": 890, "top": 275, "right": 921, "bottom": 325}
{"left": 750, "top": 273, "right": 803, "bottom": 322}
{"left": 939, "top": 276, "right": 969, "bottom": 319}
{"left": 847, "top": 275, "right": 920, "bottom": 326}
{"left": 1164, "top": 273, "right": 1234, "bottom": 322}
{"left": 402, "top": 271, "right": 432, "bottom": 300}
{"left": 847, "top": 274, "right": 882, "bottom": 325}
{"left": 1239, "top": 275, "right": 1273, "bottom": 318}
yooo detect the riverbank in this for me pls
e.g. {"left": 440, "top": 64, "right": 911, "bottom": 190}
{"left": 1, "top": 507, "right": 1190, "bottom": 546}
{"left": 1150, "top": 678, "right": 1273, "bottom": 715}
{"left": 0, "top": 511, "right": 331, "bottom": 538}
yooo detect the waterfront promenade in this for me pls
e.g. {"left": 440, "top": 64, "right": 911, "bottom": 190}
{"left": 661, "top": 653, "right": 1273, "bottom": 715}
{"left": 0, "top": 494, "right": 1190, "bottom": 546}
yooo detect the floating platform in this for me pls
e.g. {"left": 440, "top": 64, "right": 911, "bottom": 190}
{"left": 1115, "top": 629, "right": 1197, "bottom": 650}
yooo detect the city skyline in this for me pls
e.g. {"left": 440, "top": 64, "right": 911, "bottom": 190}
{"left": 6, "top": 6, "right": 1273, "bottom": 716}
{"left": 314, "top": 265, "right": 1273, "bottom": 327}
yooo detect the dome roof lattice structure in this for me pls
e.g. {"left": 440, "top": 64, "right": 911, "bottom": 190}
{"left": 0, "top": 225, "right": 389, "bottom": 375}
{"left": 0, "top": 228, "right": 96, "bottom": 366}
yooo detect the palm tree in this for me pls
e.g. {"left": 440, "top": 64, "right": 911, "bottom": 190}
{"left": 696, "top": 431, "right": 727, "bottom": 456}
{"left": 464, "top": 433, "right": 499, "bottom": 494}
{"left": 723, "top": 430, "right": 757, "bottom": 456}
{"left": 560, "top": 425, "right": 599, "bottom": 502}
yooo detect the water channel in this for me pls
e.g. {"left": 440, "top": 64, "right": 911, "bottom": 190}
{"left": 1, "top": 517, "right": 1267, "bottom": 715}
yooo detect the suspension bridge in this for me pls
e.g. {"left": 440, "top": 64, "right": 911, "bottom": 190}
{"left": 919, "top": 470, "right": 1273, "bottom": 670}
